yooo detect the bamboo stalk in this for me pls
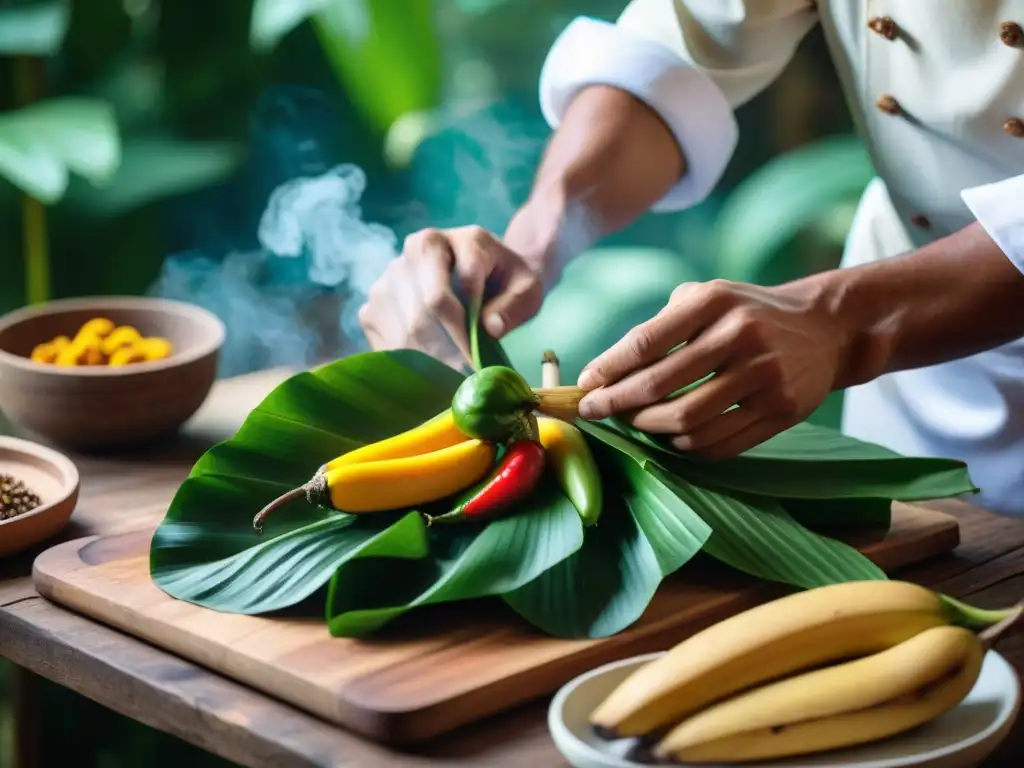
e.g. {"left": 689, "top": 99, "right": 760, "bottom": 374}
{"left": 532, "top": 385, "right": 585, "bottom": 423}
{"left": 13, "top": 55, "right": 50, "bottom": 305}
{"left": 21, "top": 196, "right": 49, "bottom": 305}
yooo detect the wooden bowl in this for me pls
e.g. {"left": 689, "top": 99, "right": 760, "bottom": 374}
{"left": 0, "top": 436, "right": 79, "bottom": 558}
{"left": 0, "top": 296, "right": 225, "bottom": 449}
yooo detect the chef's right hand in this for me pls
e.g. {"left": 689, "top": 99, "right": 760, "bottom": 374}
{"left": 358, "top": 225, "right": 546, "bottom": 370}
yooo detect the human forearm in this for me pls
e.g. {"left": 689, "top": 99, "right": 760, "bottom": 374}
{"left": 532, "top": 85, "right": 685, "bottom": 230}
{"left": 503, "top": 85, "right": 685, "bottom": 284}
{"left": 795, "top": 223, "right": 1024, "bottom": 388}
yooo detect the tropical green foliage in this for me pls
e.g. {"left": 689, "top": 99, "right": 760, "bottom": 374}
{"left": 0, "top": 2, "right": 119, "bottom": 202}
{"left": 251, "top": 0, "right": 442, "bottom": 138}
{"left": 150, "top": 308, "right": 976, "bottom": 639}
{"left": 0, "top": 97, "right": 120, "bottom": 203}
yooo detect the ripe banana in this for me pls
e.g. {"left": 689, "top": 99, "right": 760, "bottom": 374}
{"left": 653, "top": 624, "right": 984, "bottom": 763}
{"left": 589, "top": 580, "right": 1011, "bottom": 739}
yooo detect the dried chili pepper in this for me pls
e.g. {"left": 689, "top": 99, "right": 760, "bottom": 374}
{"left": 424, "top": 439, "right": 547, "bottom": 525}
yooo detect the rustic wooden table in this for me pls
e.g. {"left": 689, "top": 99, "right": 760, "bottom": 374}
{"left": 2, "top": 369, "right": 1024, "bottom": 768}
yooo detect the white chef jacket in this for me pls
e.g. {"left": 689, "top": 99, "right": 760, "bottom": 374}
{"left": 538, "top": 0, "right": 1024, "bottom": 514}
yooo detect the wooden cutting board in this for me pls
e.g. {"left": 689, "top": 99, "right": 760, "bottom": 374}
{"left": 32, "top": 503, "right": 959, "bottom": 745}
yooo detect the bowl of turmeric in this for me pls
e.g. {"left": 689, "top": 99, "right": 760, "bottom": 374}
{"left": 0, "top": 296, "right": 225, "bottom": 449}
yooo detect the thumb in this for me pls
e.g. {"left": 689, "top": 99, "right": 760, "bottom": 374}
{"left": 481, "top": 266, "right": 544, "bottom": 338}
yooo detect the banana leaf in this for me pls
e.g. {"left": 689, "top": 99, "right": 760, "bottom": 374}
{"left": 150, "top": 302, "right": 978, "bottom": 639}
{"left": 502, "top": 440, "right": 710, "bottom": 639}
{"left": 609, "top": 416, "right": 977, "bottom": 504}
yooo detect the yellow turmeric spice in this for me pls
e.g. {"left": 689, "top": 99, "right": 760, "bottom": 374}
{"left": 29, "top": 335, "right": 71, "bottom": 364}
{"left": 101, "top": 325, "right": 143, "bottom": 355}
{"left": 27, "top": 317, "right": 174, "bottom": 368}
{"left": 55, "top": 335, "right": 104, "bottom": 366}
{"left": 107, "top": 344, "right": 149, "bottom": 367}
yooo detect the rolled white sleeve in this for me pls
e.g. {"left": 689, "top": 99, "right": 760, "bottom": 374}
{"left": 539, "top": 17, "right": 737, "bottom": 212}
{"left": 961, "top": 177, "right": 1024, "bottom": 275}
{"left": 537, "top": 1, "right": 817, "bottom": 213}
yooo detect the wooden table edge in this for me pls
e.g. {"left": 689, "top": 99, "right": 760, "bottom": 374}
{"left": 1, "top": 592, "right": 501, "bottom": 768}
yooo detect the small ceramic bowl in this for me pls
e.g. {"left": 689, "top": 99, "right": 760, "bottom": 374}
{"left": 0, "top": 296, "right": 225, "bottom": 449}
{"left": 0, "top": 436, "right": 79, "bottom": 558}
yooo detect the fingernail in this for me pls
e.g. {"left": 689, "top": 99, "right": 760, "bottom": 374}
{"left": 578, "top": 368, "right": 597, "bottom": 390}
{"left": 578, "top": 395, "right": 596, "bottom": 419}
{"left": 484, "top": 313, "right": 505, "bottom": 338}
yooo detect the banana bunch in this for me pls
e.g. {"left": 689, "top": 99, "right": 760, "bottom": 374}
{"left": 589, "top": 580, "right": 1021, "bottom": 764}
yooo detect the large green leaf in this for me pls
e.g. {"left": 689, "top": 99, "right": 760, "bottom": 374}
{"left": 578, "top": 419, "right": 888, "bottom": 593}
{"left": 467, "top": 292, "right": 513, "bottom": 370}
{"left": 650, "top": 466, "right": 886, "bottom": 589}
{"left": 312, "top": 0, "right": 442, "bottom": 134}
{"left": 68, "top": 137, "right": 245, "bottom": 215}
{"left": 325, "top": 481, "right": 583, "bottom": 636}
{"left": 583, "top": 419, "right": 895, "bottom": 530}
{"left": 155, "top": 508, "right": 428, "bottom": 614}
{"left": 0, "top": 1, "right": 70, "bottom": 56}
{"left": 0, "top": 97, "right": 120, "bottom": 202}
{"left": 151, "top": 350, "right": 467, "bottom": 611}
{"left": 610, "top": 417, "right": 977, "bottom": 502}
{"left": 503, "top": 445, "right": 711, "bottom": 638}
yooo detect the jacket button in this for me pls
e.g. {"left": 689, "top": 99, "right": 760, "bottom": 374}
{"left": 867, "top": 16, "right": 898, "bottom": 39}
{"left": 910, "top": 213, "right": 931, "bottom": 229}
{"left": 876, "top": 94, "right": 902, "bottom": 115}
{"left": 1000, "top": 21, "right": 1023, "bottom": 46}
{"left": 1004, "top": 117, "right": 1024, "bottom": 137}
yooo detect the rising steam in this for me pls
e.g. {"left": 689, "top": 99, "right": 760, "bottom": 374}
{"left": 147, "top": 162, "right": 397, "bottom": 377}
{"left": 147, "top": 86, "right": 592, "bottom": 377}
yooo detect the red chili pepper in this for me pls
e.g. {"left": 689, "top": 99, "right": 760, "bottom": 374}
{"left": 425, "top": 439, "right": 547, "bottom": 525}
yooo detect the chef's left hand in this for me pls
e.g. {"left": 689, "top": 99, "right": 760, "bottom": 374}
{"left": 575, "top": 279, "right": 850, "bottom": 459}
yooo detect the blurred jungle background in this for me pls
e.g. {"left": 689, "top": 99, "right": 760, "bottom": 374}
{"left": 0, "top": 0, "right": 871, "bottom": 765}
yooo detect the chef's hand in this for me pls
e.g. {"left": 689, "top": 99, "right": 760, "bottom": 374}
{"left": 358, "top": 225, "right": 545, "bottom": 370}
{"left": 575, "top": 279, "right": 850, "bottom": 459}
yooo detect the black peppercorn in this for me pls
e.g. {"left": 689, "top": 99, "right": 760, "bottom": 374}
{"left": 0, "top": 473, "right": 42, "bottom": 520}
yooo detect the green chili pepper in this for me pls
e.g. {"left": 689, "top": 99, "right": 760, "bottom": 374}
{"left": 451, "top": 365, "right": 540, "bottom": 443}
{"left": 537, "top": 415, "right": 603, "bottom": 526}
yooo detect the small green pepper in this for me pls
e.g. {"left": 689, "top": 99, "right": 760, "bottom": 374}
{"left": 451, "top": 365, "right": 540, "bottom": 443}
{"left": 537, "top": 416, "right": 603, "bottom": 526}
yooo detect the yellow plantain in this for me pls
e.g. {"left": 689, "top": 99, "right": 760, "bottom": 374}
{"left": 654, "top": 624, "right": 984, "bottom": 763}
{"left": 590, "top": 580, "right": 1012, "bottom": 738}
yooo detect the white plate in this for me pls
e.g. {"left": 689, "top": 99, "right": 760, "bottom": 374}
{"left": 548, "top": 650, "right": 1020, "bottom": 768}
